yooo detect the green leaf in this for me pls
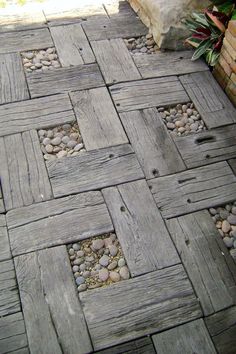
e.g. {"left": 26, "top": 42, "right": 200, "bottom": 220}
{"left": 191, "top": 39, "right": 213, "bottom": 61}
{"left": 192, "top": 12, "right": 209, "bottom": 27}
{"left": 231, "top": 9, "right": 236, "bottom": 19}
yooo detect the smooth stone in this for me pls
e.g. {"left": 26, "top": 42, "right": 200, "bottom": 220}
{"left": 108, "top": 261, "right": 118, "bottom": 270}
{"left": 62, "top": 136, "right": 70, "bottom": 144}
{"left": 140, "top": 47, "right": 148, "bottom": 53}
{"left": 72, "top": 243, "right": 80, "bottom": 251}
{"left": 119, "top": 266, "right": 130, "bottom": 280}
{"left": 74, "top": 143, "right": 84, "bottom": 152}
{"left": 104, "top": 238, "right": 113, "bottom": 247}
{"left": 44, "top": 154, "right": 56, "bottom": 160}
{"left": 222, "top": 220, "right": 231, "bottom": 233}
{"left": 51, "top": 137, "right": 61, "bottom": 146}
{"left": 219, "top": 209, "right": 230, "bottom": 219}
{"left": 227, "top": 214, "right": 236, "bottom": 225}
{"left": 175, "top": 120, "right": 185, "bottom": 128}
{"left": 99, "top": 268, "right": 109, "bottom": 281}
{"left": 74, "top": 258, "right": 84, "bottom": 265}
{"left": 77, "top": 250, "right": 84, "bottom": 257}
{"left": 24, "top": 52, "right": 34, "bottom": 60}
{"left": 92, "top": 239, "right": 105, "bottom": 250}
{"left": 72, "top": 265, "right": 79, "bottom": 273}
{"left": 232, "top": 206, "right": 236, "bottom": 215}
{"left": 80, "top": 264, "right": 86, "bottom": 271}
{"left": 41, "top": 60, "right": 51, "bottom": 66}
{"left": 42, "top": 137, "right": 51, "bottom": 146}
{"left": 47, "top": 130, "right": 54, "bottom": 138}
{"left": 78, "top": 284, "right": 87, "bottom": 292}
{"left": 166, "top": 122, "right": 175, "bottom": 130}
{"left": 57, "top": 150, "right": 67, "bottom": 158}
{"left": 62, "top": 124, "right": 72, "bottom": 130}
{"left": 99, "top": 255, "right": 110, "bottom": 267}
{"left": 118, "top": 258, "right": 126, "bottom": 267}
{"left": 109, "top": 245, "right": 118, "bottom": 256}
{"left": 46, "top": 47, "right": 54, "bottom": 54}
{"left": 109, "top": 271, "right": 121, "bottom": 282}
{"left": 45, "top": 144, "right": 53, "bottom": 153}
{"left": 94, "top": 264, "right": 102, "bottom": 271}
{"left": 67, "top": 140, "right": 77, "bottom": 148}
{"left": 178, "top": 127, "right": 185, "bottom": 133}
{"left": 190, "top": 123, "right": 199, "bottom": 131}
{"left": 223, "top": 237, "right": 234, "bottom": 248}
{"left": 74, "top": 272, "right": 80, "bottom": 278}
{"left": 82, "top": 271, "right": 91, "bottom": 278}
{"left": 75, "top": 276, "right": 85, "bottom": 285}
{"left": 68, "top": 248, "right": 75, "bottom": 255}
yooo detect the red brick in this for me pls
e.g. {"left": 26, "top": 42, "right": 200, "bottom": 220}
{"left": 223, "top": 38, "right": 236, "bottom": 61}
{"left": 231, "top": 72, "right": 236, "bottom": 84}
{"left": 228, "top": 20, "right": 236, "bottom": 37}
{"left": 219, "top": 54, "right": 232, "bottom": 77}
{"left": 225, "top": 80, "right": 236, "bottom": 107}
{"left": 221, "top": 46, "right": 236, "bottom": 73}
{"left": 213, "top": 63, "right": 230, "bottom": 89}
{"left": 225, "top": 30, "right": 236, "bottom": 51}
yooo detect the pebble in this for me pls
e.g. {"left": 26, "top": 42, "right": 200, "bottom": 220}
{"left": 119, "top": 266, "right": 130, "bottom": 280}
{"left": 43, "top": 137, "right": 51, "bottom": 146}
{"left": 227, "top": 214, "right": 236, "bottom": 225}
{"left": 75, "top": 276, "right": 85, "bottom": 286}
{"left": 99, "top": 255, "right": 110, "bottom": 267}
{"left": 99, "top": 268, "right": 109, "bottom": 281}
{"left": 67, "top": 140, "right": 77, "bottom": 148}
{"left": 72, "top": 265, "right": 79, "bottom": 273}
{"left": 92, "top": 239, "right": 105, "bottom": 250}
{"left": 57, "top": 150, "right": 67, "bottom": 158}
{"left": 109, "top": 245, "right": 118, "bottom": 256}
{"left": 223, "top": 237, "right": 234, "bottom": 248}
{"left": 78, "top": 284, "right": 87, "bottom": 292}
{"left": 125, "top": 33, "right": 158, "bottom": 55}
{"left": 108, "top": 261, "right": 118, "bottom": 270}
{"left": 45, "top": 144, "right": 53, "bottom": 153}
{"left": 77, "top": 250, "right": 84, "bottom": 257}
{"left": 74, "top": 143, "right": 84, "bottom": 152}
{"left": 21, "top": 48, "right": 61, "bottom": 73}
{"left": 222, "top": 220, "right": 231, "bottom": 233}
{"left": 118, "top": 258, "right": 126, "bottom": 267}
{"left": 109, "top": 271, "right": 121, "bottom": 282}
{"left": 51, "top": 137, "right": 61, "bottom": 146}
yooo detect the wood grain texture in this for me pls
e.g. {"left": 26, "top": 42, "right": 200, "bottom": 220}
{"left": 0, "top": 189, "right": 4, "bottom": 213}
{"left": 110, "top": 76, "right": 189, "bottom": 112}
{"left": 104, "top": 0, "right": 138, "bottom": 20}
{"left": 0, "top": 215, "right": 11, "bottom": 262}
{"left": 174, "top": 124, "right": 236, "bottom": 168}
{"left": 50, "top": 24, "right": 95, "bottom": 66}
{"left": 120, "top": 108, "right": 186, "bottom": 178}
{"left": 0, "top": 9, "right": 46, "bottom": 33}
{"left": 82, "top": 17, "right": 147, "bottom": 41}
{"left": 103, "top": 180, "right": 180, "bottom": 276}
{"left": 167, "top": 210, "right": 236, "bottom": 315}
{"left": 148, "top": 161, "right": 236, "bottom": 218}
{"left": 8, "top": 191, "right": 113, "bottom": 256}
{"left": 70, "top": 87, "right": 128, "bottom": 150}
{"left": 47, "top": 144, "right": 144, "bottom": 198}
{"left": 133, "top": 50, "right": 208, "bottom": 78}
{"left": 179, "top": 71, "right": 236, "bottom": 129}
{"left": 229, "top": 158, "right": 236, "bottom": 175}
{"left": 0, "top": 130, "right": 52, "bottom": 211}
{"left": 152, "top": 319, "right": 216, "bottom": 354}
{"left": 15, "top": 247, "right": 92, "bottom": 354}
{"left": 0, "top": 53, "right": 29, "bottom": 105}
{"left": 205, "top": 306, "right": 236, "bottom": 354}
{"left": 27, "top": 63, "right": 104, "bottom": 98}
{"left": 80, "top": 264, "right": 202, "bottom": 350}
{"left": 0, "top": 312, "right": 28, "bottom": 354}
{"left": 91, "top": 38, "right": 141, "bottom": 84}
{"left": 0, "top": 259, "right": 20, "bottom": 317}
{"left": 0, "top": 28, "right": 53, "bottom": 54}
{"left": 0, "top": 94, "right": 75, "bottom": 137}
{"left": 96, "top": 337, "right": 155, "bottom": 354}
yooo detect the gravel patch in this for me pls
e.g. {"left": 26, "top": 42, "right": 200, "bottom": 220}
{"left": 159, "top": 102, "right": 207, "bottom": 136}
{"left": 38, "top": 122, "right": 85, "bottom": 160}
{"left": 21, "top": 47, "right": 61, "bottom": 73}
{"left": 67, "top": 233, "right": 130, "bottom": 292}
{"left": 209, "top": 202, "right": 236, "bottom": 258}
{"left": 124, "top": 33, "right": 159, "bottom": 55}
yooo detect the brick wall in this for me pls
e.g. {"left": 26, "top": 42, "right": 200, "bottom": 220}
{"left": 213, "top": 20, "right": 236, "bottom": 107}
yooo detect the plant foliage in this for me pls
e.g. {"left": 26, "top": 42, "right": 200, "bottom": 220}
{"left": 184, "top": 0, "right": 236, "bottom": 66}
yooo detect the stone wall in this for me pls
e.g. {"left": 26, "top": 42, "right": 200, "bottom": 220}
{"left": 213, "top": 21, "right": 236, "bottom": 107}
{"left": 128, "top": 0, "right": 209, "bottom": 50}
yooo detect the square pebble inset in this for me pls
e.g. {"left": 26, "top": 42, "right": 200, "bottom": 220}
{"left": 38, "top": 122, "right": 85, "bottom": 160}
{"left": 159, "top": 102, "right": 206, "bottom": 136}
{"left": 67, "top": 233, "right": 130, "bottom": 293}
{"left": 209, "top": 202, "right": 236, "bottom": 258}
{"left": 124, "top": 33, "right": 158, "bottom": 55}
{"left": 21, "top": 47, "right": 61, "bottom": 73}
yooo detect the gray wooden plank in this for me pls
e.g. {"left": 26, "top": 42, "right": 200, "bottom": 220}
{"left": 167, "top": 210, "right": 236, "bottom": 316}
{"left": 0, "top": 9, "right": 46, "bottom": 33}
{"left": 148, "top": 161, "right": 236, "bottom": 219}
{"left": 15, "top": 247, "right": 93, "bottom": 354}
{"left": 205, "top": 306, "right": 236, "bottom": 354}
{"left": 0, "top": 28, "right": 53, "bottom": 54}
{"left": 0, "top": 312, "right": 28, "bottom": 354}
{"left": 95, "top": 337, "right": 155, "bottom": 354}
{"left": 120, "top": 108, "right": 186, "bottom": 178}
{"left": 0, "top": 53, "right": 29, "bottom": 105}
{"left": 47, "top": 144, "right": 144, "bottom": 197}
{"left": 0, "top": 94, "right": 75, "bottom": 137}
{"left": 91, "top": 38, "right": 141, "bottom": 84}
{"left": 82, "top": 17, "right": 147, "bottom": 41}
{"left": 0, "top": 188, "right": 4, "bottom": 213}
{"left": 0, "top": 215, "right": 11, "bottom": 262}
{"left": 133, "top": 50, "right": 208, "bottom": 79}
{"left": 104, "top": 0, "right": 138, "bottom": 20}
{"left": 79, "top": 264, "right": 202, "bottom": 350}
{"left": 27, "top": 63, "right": 104, "bottom": 98}
{"left": 229, "top": 158, "right": 236, "bottom": 175}
{"left": 179, "top": 71, "right": 236, "bottom": 129}
{"left": 152, "top": 319, "right": 216, "bottom": 354}
{"left": 0, "top": 259, "right": 20, "bottom": 317}
{"left": 50, "top": 24, "right": 95, "bottom": 66}
{"left": 110, "top": 76, "right": 189, "bottom": 112}
{"left": 174, "top": 124, "right": 236, "bottom": 168}
{"left": 70, "top": 87, "right": 128, "bottom": 150}
{"left": 7, "top": 191, "right": 113, "bottom": 256}
{"left": 0, "top": 130, "right": 52, "bottom": 211}
{"left": 103, "top": 180, "right": 180, "bottom": 276}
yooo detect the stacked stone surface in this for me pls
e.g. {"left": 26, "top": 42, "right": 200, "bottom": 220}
{"left": 21, "top": 48, "right": 61, "bottom": 73}
{"left": 124, "top": 33, "right": 159, "bottom": 54}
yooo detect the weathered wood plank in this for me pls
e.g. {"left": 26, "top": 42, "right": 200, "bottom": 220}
{"left": 0, "top": 94, "right": 75, "bottom": 137}
{"left": 148, "top": 161, "right": 236, "bottom": 218}
{"left": 0, "top": 215, "right": 11, "bottom": 262}
{"left": 27, "top": 63, "right": 104, "bottom": 98}
{"left": 174, "top": 125, "right": 236, "bottom": 168}
{"left": 0, "top": 130, "right": 52, "bottom": 211}
{"left": 96, "top": 337, "right": 155, "bottom": 354}
{"left": 82, "top": 17, "right": 147, "bottom": 41}
{"left": 205, "top": 306, "right": 236, "bottom": 354}
{"left": 229, "top": 158, "right": 236, "bottom": 175}
{"left": 167, "top": 210, "right": 236, "bottom": 315}
{"left": 7, "top": 191, "right": 113, "bottom": 256}
{"left": 91, "top": 38, "right": 141, "bottom": 84}
{"left": 0, "top": 28, "right": 53, "bottom": 54}
{"left": 0, "top": 188, "right": 4, "bottom": 213}
{"left": 47, "top": 144, "right": 144, "bottom": 198}
{"left": 120, "top": 108, "right": 186, "bottom": 178}
{"left": 70, "top": 87, "right": 128, "bottom": 150}
{"left": 50, "top": 24, "right": 95, "bottom": 66}
{"left": 104, "top": 0, "right": 138, "bottom": 20}
{"left": 80, "top": 264, "right": 202, "bottom": 350}
{"left": 15, "top": 247, "right": 92, "bottom": 354}
{"left": 133, "top": 50, "right": 208, "bottom": 79}
{"left": 179, "top": 71, "right": 236, "bottom": 129}
{"left": 103, "top": 180, "right": 180, "bottom": 276}
{"left": 0, "top": 312, "right": 28, "bottom": 354}
{"left": 110, "top": 77, "right": 189, "bottom": 112}
{"left": 152, "top": 319, "right": 216, "bottom": 354}
{"left": 0, "top": 53, "right": 29, "bottom": 105}
{"left": 0, "top": 259, "right": 20, "bottom": 316}
{"left": 0, "top": 8, "right": 46, "bottom": 33}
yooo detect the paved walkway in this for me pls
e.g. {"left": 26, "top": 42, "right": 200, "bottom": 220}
{"left": 1, "top": 1, "right": 236, "bottom": 353}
